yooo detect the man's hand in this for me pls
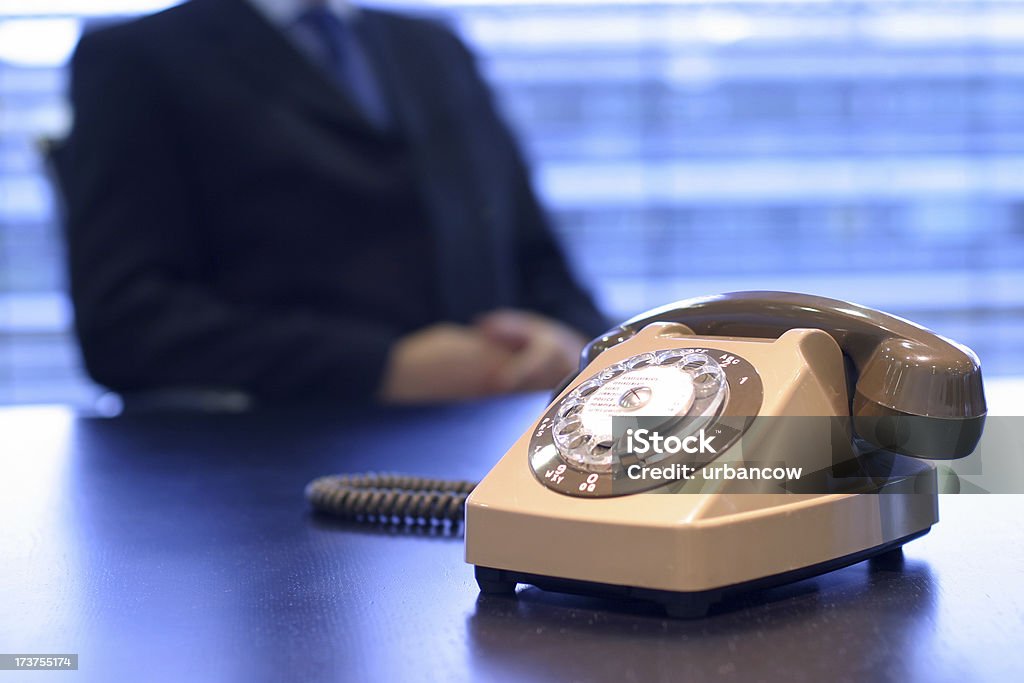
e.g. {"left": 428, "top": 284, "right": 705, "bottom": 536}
{"left": 474, "top": 309, "right": 587, "bottom": 393}
{"left": 379, "top": 323, "right": 516, "bottom": 403}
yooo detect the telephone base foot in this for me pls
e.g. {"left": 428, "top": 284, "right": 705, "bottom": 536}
{"left": 869, "top": 545, "right": 906, "bottom": 571}
{"left": 875, "top": 545, "right": 905, "bottom": 560}
{"left": 472, "top": 527, "right": 929, "bottom": 618}
{"left": 475, "top": 566, "right": 518, "bottom": 595}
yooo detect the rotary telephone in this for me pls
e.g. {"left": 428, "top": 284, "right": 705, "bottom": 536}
{"left": 307, "top": 291, "right": 986, "bottom": 617}
{"left": 463, "top": 291, "right": 986, "bottom": 617}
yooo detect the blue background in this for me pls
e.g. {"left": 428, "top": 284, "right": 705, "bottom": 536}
{"left": 1, "top": 0, "right": 1022, "bottom": 405}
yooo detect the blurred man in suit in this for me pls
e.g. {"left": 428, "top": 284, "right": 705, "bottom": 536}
{"left": 61, "top": 0, "right": 607, "bottom": 404}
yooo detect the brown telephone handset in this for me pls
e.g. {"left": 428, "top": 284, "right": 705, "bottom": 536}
{"left": 583, "top": 291, "right": 986, "bottom": 459}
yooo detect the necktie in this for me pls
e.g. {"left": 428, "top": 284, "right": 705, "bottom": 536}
{"left": 291, "top": 6, "right": 391, "bottom": 128}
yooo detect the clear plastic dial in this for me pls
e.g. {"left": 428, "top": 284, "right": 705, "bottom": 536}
{"left": 552, "top": 349, "right": 728, "bottom": 472}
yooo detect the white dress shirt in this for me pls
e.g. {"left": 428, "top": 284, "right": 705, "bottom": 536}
{"left": 247, "top": 0, "right": 355, "bottom": 27}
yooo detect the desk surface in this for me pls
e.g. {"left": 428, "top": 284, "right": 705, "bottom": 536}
{"left": 1, "top": 390, "right": 1022, "bottom": 683}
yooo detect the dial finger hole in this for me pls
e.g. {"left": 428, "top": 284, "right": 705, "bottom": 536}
{"left": 655, "top": 349, "right": 688, "bottom": 365}
{"left": 566, "top": 432, "right": 590, "bottom": 450}
{"left": 625, "top": 353, "right": 655, "bottom": 370}
{"left": 557, "top": 399, "right": 583, "bottom": 418}
{"left": 576, "top": 378, "right": 603, "bottom": 396}
{"left": 680, "top": 353, "right": 709, "bottom": 371}
{"left": 599, "top": 364, "right": 626, "bottom": 381}
{"left": 692, "top": 366, "right": 724, "bottom": 397}
{"left": 556, "top": 416, "right": 583, "bottom": 436}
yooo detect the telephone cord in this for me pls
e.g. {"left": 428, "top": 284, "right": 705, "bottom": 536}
{"left": 305, "top": 473, "right": 477, "bottom": 525}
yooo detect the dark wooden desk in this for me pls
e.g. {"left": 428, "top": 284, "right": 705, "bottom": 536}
{"left": 0, "top": 397, "right": 1020, "bottom": 682}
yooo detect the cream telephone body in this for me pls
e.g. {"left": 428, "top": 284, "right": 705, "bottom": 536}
{"left": 464, "top": 292, "right": 986, "bottom": 617}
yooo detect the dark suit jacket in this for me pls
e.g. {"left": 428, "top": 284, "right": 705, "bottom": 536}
{"left": 61, "top": 0, "right": 606, "bottom": 401}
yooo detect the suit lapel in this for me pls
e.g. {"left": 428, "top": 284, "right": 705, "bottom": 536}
{"left": 354, "top": 12, "right": 433, "bottom": 153}
{"left": 193, "top": 0, "right": 369, "bottom": 129}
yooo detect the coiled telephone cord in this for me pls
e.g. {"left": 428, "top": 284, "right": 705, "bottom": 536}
{"left": 305, "top": 473, "right": 477, "bottom": 525}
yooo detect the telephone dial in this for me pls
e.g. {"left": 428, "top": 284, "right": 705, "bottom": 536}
{"left": 307, "top": 291, "right": 986, "bottom": 618}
